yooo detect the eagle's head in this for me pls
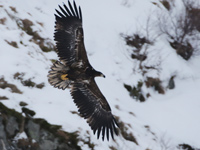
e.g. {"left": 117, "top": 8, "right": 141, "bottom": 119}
{"left": 88, "top": 68, "right": 105, "bottom": 78}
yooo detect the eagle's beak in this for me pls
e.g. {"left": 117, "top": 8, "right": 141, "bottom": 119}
{"left": 101, "top": 73, "right": 106, "bottom": 78}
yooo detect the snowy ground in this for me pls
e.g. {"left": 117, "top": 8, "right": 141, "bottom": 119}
{"left": 0, "top": 0, "right": 200, "bottom": 149}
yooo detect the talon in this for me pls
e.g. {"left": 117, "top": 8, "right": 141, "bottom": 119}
{"left": 61, "top": 74, "right": 68, "bottom": 80}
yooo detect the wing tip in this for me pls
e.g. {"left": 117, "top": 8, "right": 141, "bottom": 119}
{"left": 91, "top": 115, "right": 119, "bottom": 141}
{"left": 55, "top": 0, "right": 82, "bottom": 20}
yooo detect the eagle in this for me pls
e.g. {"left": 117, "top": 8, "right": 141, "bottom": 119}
{"left": 48, "top": 1, "right": 119, "bottom": 141}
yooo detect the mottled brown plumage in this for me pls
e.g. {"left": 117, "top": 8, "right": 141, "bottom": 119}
{"left": 48, "top": 1, "right": 119, "bottom": 141}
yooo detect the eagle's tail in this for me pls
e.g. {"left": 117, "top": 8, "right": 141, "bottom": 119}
{"left": 48, "top": 61, "right": 71, "bottom": 90}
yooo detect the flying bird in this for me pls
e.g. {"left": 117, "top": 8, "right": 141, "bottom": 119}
{"left": 48, "top": 1, "right": 119, "bottom": 141}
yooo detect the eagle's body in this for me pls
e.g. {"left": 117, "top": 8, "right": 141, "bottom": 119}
{"left": 48, "top": 1, "right": 118, "bottom": 141}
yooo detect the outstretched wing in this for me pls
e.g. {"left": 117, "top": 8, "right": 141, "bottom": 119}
{"left": 70, "top": 79, "right": 119, "bottom": 141}
{"left": 54, "top": 1, "right": 89, "bottom": 66}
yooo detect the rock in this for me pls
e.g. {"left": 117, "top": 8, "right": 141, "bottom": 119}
{"left": 6, "top": 116, "right": 19, "bottom": 137}
{"left": 19, "top": 101, "right": 28, "bottom": 106}
{"left": 39, "top": 139, "right": 57, "bottom": 150}
{"left": 0, "top": 102, "right": 93, "bottom": 150}
{"left": 0, "top": 117, "right": 8, "bottom": 150}
{"left": 0, "top": 139, "right": 8, "bottom": 150}
{"left": 26, "top": 120, "right": 40, "bottom": 142}
{"left": 0, "top": 117, "right": 6, "bottom": 140}
{"left": 168, "top": 75, "right": 175, "bottom": 89}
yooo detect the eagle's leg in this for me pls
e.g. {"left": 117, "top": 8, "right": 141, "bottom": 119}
{"left": 61, "top": 74, "right": 68, "bottom": 80}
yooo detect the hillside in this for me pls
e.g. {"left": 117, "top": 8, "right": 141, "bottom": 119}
{"left": 0, "top": 0, "right": 200, "bottom": 150}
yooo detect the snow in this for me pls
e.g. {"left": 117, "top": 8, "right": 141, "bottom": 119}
{"left": 0, "top": 0, "right": 200, "bottom": 149}
{"left": 14, "top": 132, "right": 28, "bottom": 140}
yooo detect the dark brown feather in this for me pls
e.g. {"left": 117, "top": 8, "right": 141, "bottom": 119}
{"left": 70, "top": 80, "right": 119, "bottom": 141}
{"left": 54, "top": 1, "right": 88, "bottom": 67}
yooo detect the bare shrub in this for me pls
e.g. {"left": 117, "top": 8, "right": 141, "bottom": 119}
{"left": 145, "top": 77, "right": 165, "bottom": 94}
{"left": 122, "top": 15, "right": 163, "bottom": 96}
{"left": 124, "top": 81, "right": 146, "bottom": 102}
{"left": 0, "top": 17, "right": 6, "bottom": 25}
{"left": 122, "top": 32, "right": 161, "bottom": 76}
{"left": 0, "top": 77, "right": 22, "bottom": 94}
{"left": 13, "top": 72, "right": 45, "bottom": 89}
{"left": 16, "top": 19, "right": 55, "bottom": 52}
{"left": 177, "top": 143, "right": 197, "bottom": 150}
{"left": 115, "top": 116, "right": 138, "bottom": 145}
{"left": 157, "top": 0, "right": 200, "bottom": 60}
{"left": 160, "top": 0, "right": 171, "bottom": 10}
{"left": 5, "top": 40, "right": 18, "bottom": 48}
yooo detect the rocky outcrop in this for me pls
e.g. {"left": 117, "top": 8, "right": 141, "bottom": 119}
{"left": 0, "top": 102, "right": 84, "bottom": 150}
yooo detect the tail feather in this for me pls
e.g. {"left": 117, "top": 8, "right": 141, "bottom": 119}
{"left": 48, "top": 61, "right": 71, "bottom": 90}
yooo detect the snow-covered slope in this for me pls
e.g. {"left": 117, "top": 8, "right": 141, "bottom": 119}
{"left": 0, "top": 0, "right": 200, "bottom": 149}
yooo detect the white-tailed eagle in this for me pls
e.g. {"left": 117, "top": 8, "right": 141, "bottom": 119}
{"left": 48, "top": 1, "right": 119, "bottom": 141}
